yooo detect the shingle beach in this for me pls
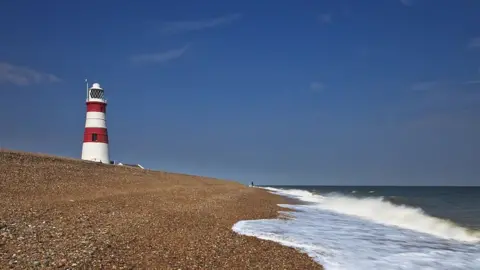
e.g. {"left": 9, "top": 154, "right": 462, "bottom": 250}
{"left": 0, "top": 150, "right": 322, "bottom": 269}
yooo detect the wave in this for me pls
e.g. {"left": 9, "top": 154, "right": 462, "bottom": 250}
{"left": 263, "top": 187, "right": 480, "bottom": 243}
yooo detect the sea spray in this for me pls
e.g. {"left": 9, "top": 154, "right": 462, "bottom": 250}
{"left": 267, "top": 187, "right": 480, "bottom": 243}
{"left": 232, "top": 187, "right": 480, "bottom": 270}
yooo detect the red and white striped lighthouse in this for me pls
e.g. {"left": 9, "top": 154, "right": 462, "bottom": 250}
{"left": 81, "top": 81, "right": 110, "bottom": 163}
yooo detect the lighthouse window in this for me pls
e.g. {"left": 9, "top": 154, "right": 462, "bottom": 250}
{"left": 90, "top": 89, "right": 104, "bottom": 99}
{"left": 92, "top": 133, "right": 98, "bottom": 141}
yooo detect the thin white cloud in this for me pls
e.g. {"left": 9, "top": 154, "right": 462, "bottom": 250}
{"left": 411, "top": 81, "right": 441, "bottom": 91}
{"left": 131, "top": 45, "right": 189, "bottom": 64}
{"left": 0, "top": 62, "right": 60, "bottom": 86}
{"left": 467, "top": 37, "right": 480, "bottom": 49}
{"left": 310, "top": 82, "right": 325, "bottom": 92}
{"left": 158, "top": 14, "right": 242, "bottom": 35}
{"left": 400, "top": 0, "right": 414, "bottom": 6}
{"left": 412, "top": 79, "right": 478, "bottom": 91}
{"left": 319, "top": 14, "right": 333, "bottom": 24}
{"left": 464, "top": 80, "right": 480, "bottom": 85}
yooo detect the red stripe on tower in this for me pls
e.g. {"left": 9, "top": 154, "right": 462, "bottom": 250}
{"left": 86, "top": 102, "right": 107, "bottom": 113}
{"left": 83, "top": 127, "right": 109, "bottom": 143}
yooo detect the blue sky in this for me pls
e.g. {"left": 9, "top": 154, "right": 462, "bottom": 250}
{"left": 1, "top": 0, "right": 479, "bottom": 185}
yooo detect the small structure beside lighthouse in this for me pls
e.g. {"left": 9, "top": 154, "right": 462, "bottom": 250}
{"left": 81, "top": 81, "right": 110, "bottom": 163}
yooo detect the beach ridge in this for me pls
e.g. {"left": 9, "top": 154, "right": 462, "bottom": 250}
{"left": 0, "top": 149, "right": 322, "bottom": 269}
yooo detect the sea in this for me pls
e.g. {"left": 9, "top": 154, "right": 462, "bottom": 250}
{"left": 232, "top": 186, "right": 480, "bottom": 270}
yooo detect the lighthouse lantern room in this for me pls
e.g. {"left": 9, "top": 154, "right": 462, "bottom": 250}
{"left": 81, "top": 81, "right": 110, "bottom": 163}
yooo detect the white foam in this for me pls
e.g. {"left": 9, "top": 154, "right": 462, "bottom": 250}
{"left": 266, "top": 187, "right": 480, "bottom": 243}
{"left": 232, "top": 187, "right": 480, "bottom": 270}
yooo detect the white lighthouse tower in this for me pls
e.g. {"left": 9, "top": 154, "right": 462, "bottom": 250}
{"left": 81, "top": 81, "right": 110, "bottom": 163}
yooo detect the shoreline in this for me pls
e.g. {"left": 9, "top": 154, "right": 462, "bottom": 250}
{"left": 0, "top": 150, "right": 323, "bottom": 269}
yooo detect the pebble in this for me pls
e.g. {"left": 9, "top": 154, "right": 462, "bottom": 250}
{"left": 0, "top": 150, "right": 323, "bottom": 269}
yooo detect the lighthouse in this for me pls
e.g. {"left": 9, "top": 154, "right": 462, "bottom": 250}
{"left": 81, "top": 81, "right": 110, "bottom": 163}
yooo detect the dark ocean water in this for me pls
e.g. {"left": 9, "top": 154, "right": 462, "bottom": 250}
{"left": 233, "top": 185, "right": 480, "bottom": 270}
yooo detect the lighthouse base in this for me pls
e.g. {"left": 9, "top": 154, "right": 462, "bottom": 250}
{"left": 81, "top": 142, "right": 110, "bottom": 164}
